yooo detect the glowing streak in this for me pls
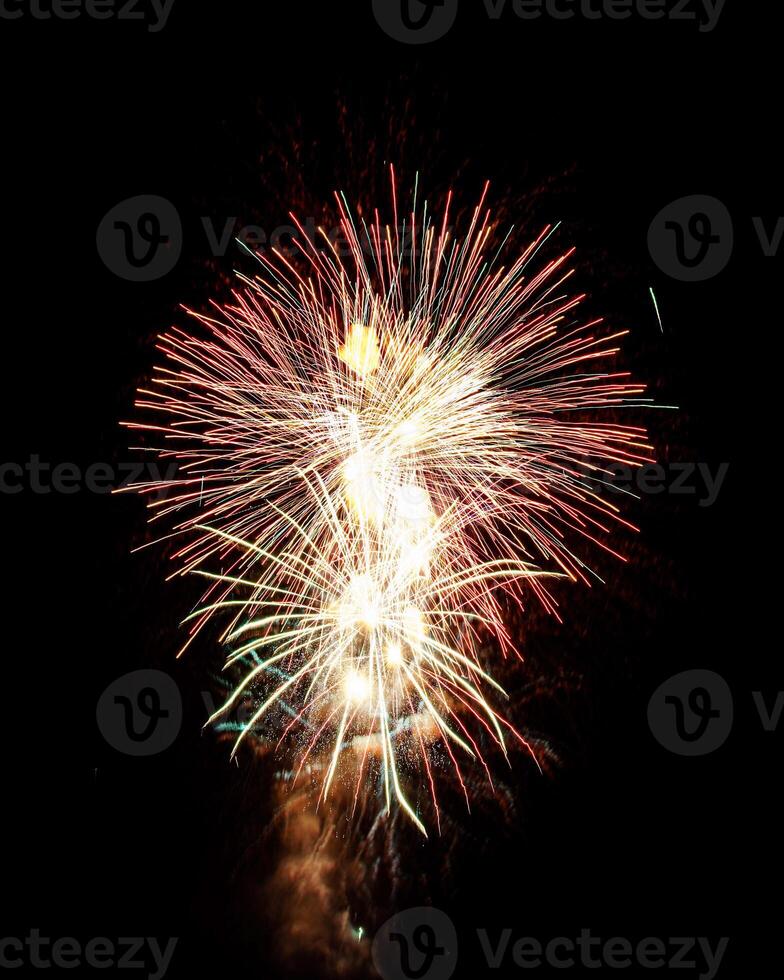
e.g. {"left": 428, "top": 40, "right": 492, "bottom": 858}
{"left": 649, "top": 286, "right": 663, "bottom": 332}
{"left": 126, "top": 174, "right": 651, "bottom": 833}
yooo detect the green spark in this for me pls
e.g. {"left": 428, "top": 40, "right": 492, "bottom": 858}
{"left": 649, "top": 286, "right": 663, "bottom": 332}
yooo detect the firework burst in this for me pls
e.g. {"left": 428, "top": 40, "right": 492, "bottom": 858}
{"left": 125, "top": 172, "right": 651, "bottom": 834}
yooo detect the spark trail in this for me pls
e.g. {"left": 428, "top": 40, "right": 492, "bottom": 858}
{"left": 126, "top": 173, "right": 651, "bottom": 833}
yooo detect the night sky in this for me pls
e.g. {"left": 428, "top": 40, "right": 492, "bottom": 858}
{"left": 2, "top": 3, "right": 777, "bottom": 978}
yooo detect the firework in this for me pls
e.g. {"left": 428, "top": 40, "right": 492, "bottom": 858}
{"left": 125, "top": 172, "right": 651, "bottom": 834}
